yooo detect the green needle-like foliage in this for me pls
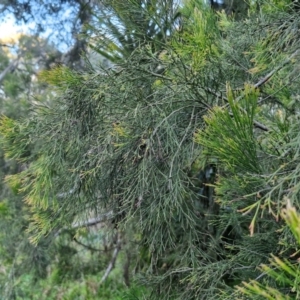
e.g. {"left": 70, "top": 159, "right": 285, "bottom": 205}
{"left": 89, "top": 0, "right": 180, "bottom": 63}
{"left": 237, "top": 203, "right": 300, "bottom": 299}
{"left": 2, "top": 0, "right": 300, "bottom": 299}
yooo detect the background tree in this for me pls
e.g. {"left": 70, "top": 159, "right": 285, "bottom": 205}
{"left": 0, "top": 0, "right": 95, "bottom": 68}
{"left": 89, "top": 0, "right": 179, "bottom": 63}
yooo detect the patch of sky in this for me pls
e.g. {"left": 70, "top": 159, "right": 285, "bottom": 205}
{"left": 0, "top": 1, "right": 80, "bottom": 53}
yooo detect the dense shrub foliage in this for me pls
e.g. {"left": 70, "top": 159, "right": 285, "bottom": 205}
{"left": 1, "top": 0, "right": 300, "bottom": 299}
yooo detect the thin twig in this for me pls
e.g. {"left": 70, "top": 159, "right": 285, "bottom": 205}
{"left": 71, "top": 211, "right": 114, "bottom": 229}
{"left": 100, "top": 232, "right": 122, "bottom": 284}
{"left": 0, "top": 44, "right": 13, "bottom": 48}
{"left": 224, "top": 49, "right": 300, "bottom": 132}
{"left": 208, "top": 88, "right": 269, "bottom": 131}
{"left": 253, "top": 119, "right": 269, "bottom": 131}
{"left": 54, "top": 211, "right": 114, "bottom": 237}
{"left": 258, "top": 71, "right": 300, "bottom": 105}
{"left": 73, "top": 237, "right": 113, "bottom": 252}
{"left": 0, "top": 58, "right": 19, "bottom": 84}
{"left": 254, "top": 48, "right": 300, "bottom": 89}
{"left": 138, "top": 67, "right": 173, "bottom": 81}
{"left": 168, "top": 106, "right": 195, "bottom": 190}
{"left": 255, "top": 271, "right": 267, "bottom": 281}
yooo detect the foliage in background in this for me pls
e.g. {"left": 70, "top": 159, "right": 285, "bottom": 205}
{"left": 89, "top": 0, "right": 180, "bottom": 63}
{"left": 0, "top": 31, "right": 149, "bottom": 300}
{"left": 0, "top": 34, "right": 56, "bottom": 299}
